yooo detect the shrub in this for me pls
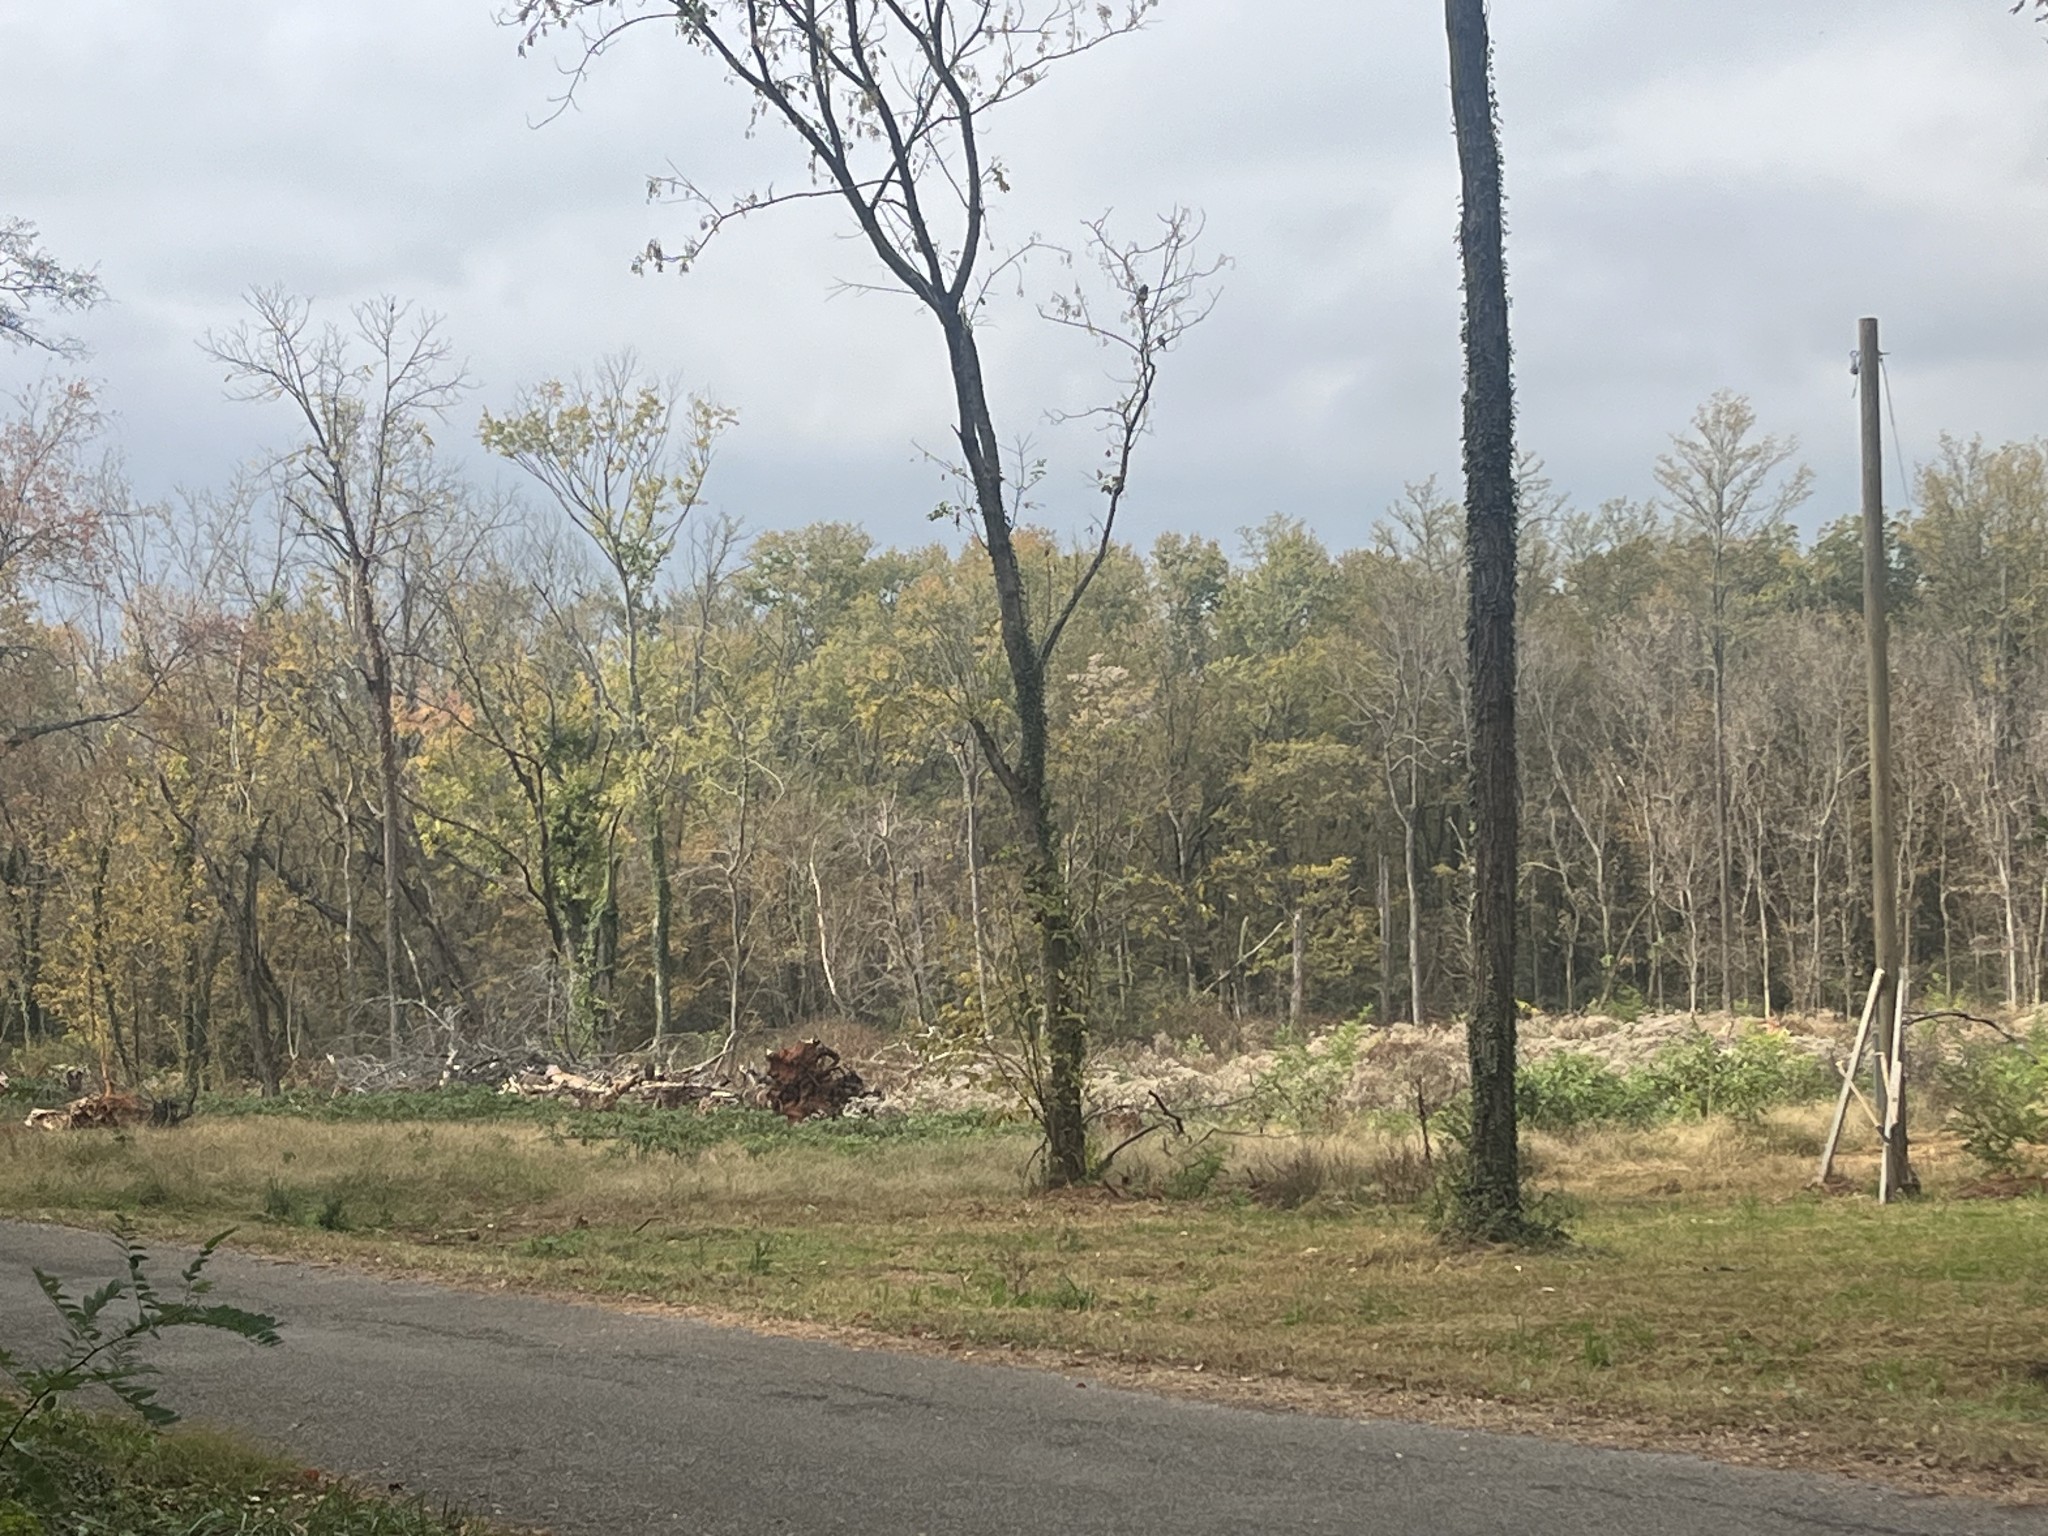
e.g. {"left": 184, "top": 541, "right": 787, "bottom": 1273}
{"left": 1, "top": 1225, "right": 280, "bottom": 1478}
{"left": 1253, "top": 1020, "right": 1363, "bottom": 1130}
{"left": 1936, "top": 1031, "right": 2048, "bottom": 1167}
{"left": 1517, "top": 1053, "right": 1657, "bottom": 1133}
{"left": 1162, "top": 1142, "right": 1227, "bottom": 1200}
{"left": 1511, "top": 1032, "right": 1829, "bottom": 1137}
{"left": 1643, "top": 1029, "right": 1828, "bottom": 1124}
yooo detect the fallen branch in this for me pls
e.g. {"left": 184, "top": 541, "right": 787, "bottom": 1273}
{"left": 1908, "top": 1008, "right": 2023, "bottom": 1045}
{"left": 1091, "top": 1090, "right": 1189, "bottom": 1180}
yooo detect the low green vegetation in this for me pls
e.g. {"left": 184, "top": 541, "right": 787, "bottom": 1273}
{"left": 0, "top": 1410, "right": 521, "bottom": 1536}
{"left": 1, "top": 1226, "right": 279, "bottom": 1469}
{"left": 1517, "top": 1030, "right": 1832, "bottom": 1134}
{"left": 0, "top": 1227, "right": 524, "bottom": 1535}
{"left": 3, "top": 1079, "right": 2045, "bottom": 1495}
{"left": 1932, "top": 1026, "right": 2048, "bottom": 1167}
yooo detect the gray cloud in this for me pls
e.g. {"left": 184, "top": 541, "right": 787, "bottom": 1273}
{"left": 5, "top": 0, "right": 2046, "bottom": 554}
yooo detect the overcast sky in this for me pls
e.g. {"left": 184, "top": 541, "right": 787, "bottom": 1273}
{"left": 5, "top": 1, "right": 2047, "bottom": 557}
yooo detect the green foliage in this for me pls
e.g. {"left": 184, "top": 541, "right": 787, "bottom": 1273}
{"left": 560, "top": 1105, "right": 1011, "bottom": 1161}
{"left": 0, "top": 1224, "right": 280, "bottom": 1474}
{"left": 207, "top": 1087, "right": 558, "bottom": 1124}
{"left": 262, "top": 1177, "right": 296, "bottom": 1221}
{"left": 1162, "top": 1142, "right": 1227, "bottom": 1200}
{"left": 0, "top": 1409, "right": 502, "bottom": 1535}
{"left": 0, "top": 1033, "right": 98, "bottom": 1107}
{"left": 1645, "top": 1029, "right": 1830, "bottom": 1123}
{"left": 210, "top": 1088, "right": 1012, "bottom": 1164}
{"left": 1515, "top": 1033, "right": 1829, "bottom": 1136}
{"left": 1425, "top": 1159, "right": 1576, "bottom": 1248}
{"left": 479, "top": 368, "right": 733, "bottom": 616}
{"left": 1600, "top": 981, "right": 1647, "bottom": 1023}
{"left": 1937, "top": 1030, "right": 2048, "bottom": 1167}
{"left": 1253, "top": 1020, "right": 1363, "bottom": 1130}
{"left": 1516, "top": 1052, "right": 1659, "bottom": 1133}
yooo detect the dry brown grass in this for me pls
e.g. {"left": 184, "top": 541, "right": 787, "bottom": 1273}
{"left": 2, "top": 1104, "right": 2043, "bottom": 1500}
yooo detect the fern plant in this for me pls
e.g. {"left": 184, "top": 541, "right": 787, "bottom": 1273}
{"left": 0, "top": 1222, "right": 281, "bottom": 1467}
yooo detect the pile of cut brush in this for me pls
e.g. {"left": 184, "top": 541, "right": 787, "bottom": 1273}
{"left": 24, "top": 1087, "right": 186, "bottom": 1131}
{"left": 501, "top": 1039, "right": 873, "bottom": 1124}
{"left": 500, "top": 1059, "right": 744, "bottom": 1112}
{"left": 9, "top": 1038, "right": 875, "bottom": 1130}
{"left": 760, "top": 1039, "right": 870, "bottom": 1122}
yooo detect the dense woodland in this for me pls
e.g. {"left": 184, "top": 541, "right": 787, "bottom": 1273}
{"left": 2, "top": 324, "right": 2045, "bottom": 1090}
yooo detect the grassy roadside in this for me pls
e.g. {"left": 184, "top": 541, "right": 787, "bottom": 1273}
{"left": 0, "top": 1408, "right": 530, "bottom": 1534}
{"left": 1, "top": 1106, "right": 2044, "bottom": 1500}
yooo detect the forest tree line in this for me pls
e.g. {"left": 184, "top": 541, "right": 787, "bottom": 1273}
{"left": 3, "top": 319, "right": 2045, "bottom": 1091}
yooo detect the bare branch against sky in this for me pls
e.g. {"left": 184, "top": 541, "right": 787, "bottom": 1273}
{"left": 1, "top": 1, "right": 2046, "bottom": 544}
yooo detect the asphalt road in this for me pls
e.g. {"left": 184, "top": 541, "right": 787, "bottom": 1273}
{"left": 1, "top": 1220, "right": 2041, "bottom": 1536}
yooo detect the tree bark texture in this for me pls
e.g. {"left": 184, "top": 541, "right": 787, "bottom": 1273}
{"left": 1446, "top": 0, "right": 1523, "bottom": 1234}
{"left": 944, "top": 310, "right": 1089, "bottom": 1188}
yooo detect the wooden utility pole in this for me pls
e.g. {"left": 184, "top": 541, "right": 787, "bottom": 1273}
{"left": 1859, "top": 317, "right": 1914, "bottom": 1200}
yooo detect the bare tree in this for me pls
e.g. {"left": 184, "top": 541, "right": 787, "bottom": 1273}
{"left": 1655, "top": 392, "right": 1810, "bottom": 1012}
{"left": 0, "top": 219, "right": 104, "bottom": 356}
{"left": 206, "top": 291, "right": 469, "bottom": 1057}
{"left": 0, "top": 380, "right": 181, "bottom": 752}
{"left": 510, "top": 0, "right": 1216, "bottom": 1186}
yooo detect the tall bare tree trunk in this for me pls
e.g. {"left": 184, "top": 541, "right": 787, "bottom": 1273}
{"left": 647, "top": 797, "right": 675, "bottom": 1041}
{"left": 1404, "top": 778, "right": 1425, "bottom": 1025}
{"left": 1446, "top": 0, "right": 1522, "bottom": 1236}
{"left": 1377, "top": 852, "right": 1394, "bottom": 1027}
{"left": 353, "top": 563, "right": 406, "bottom": 1060}
{"left": 943, "top": 307, "right": 1090, "bottom": 1187}
{"left": 958, "top": 742, "right": 993, "bottom": 1038}
{"left": 1289, "top": 908, "right": 1306, "bottom": 1031}
{"left": 626, "top": 618, "right": 675, "bottom": 1046}
{"left": 1712, "top": 621, "right": 1734, "bottom": 1012}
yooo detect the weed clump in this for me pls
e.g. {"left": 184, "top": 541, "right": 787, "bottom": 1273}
{"left": 0, "top": 1411, "right": 508, "bottom": 1534}
{"left": 1517, "top": 1029, "right": 1830, "bottom": 1135}
{"left": 1933, "top": 1027, "right": 2048, "bottom": 1167}
{"left": 0, "top": 1225, "right": 280, "bottom": 1474}
{"left": 1247, "top": 1146, "right": 1340, "bottom": 1210}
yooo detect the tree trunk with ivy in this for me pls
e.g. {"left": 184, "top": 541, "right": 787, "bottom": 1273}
{"left": 1446, "top": 0, "right": 1523, "bottom": 1236}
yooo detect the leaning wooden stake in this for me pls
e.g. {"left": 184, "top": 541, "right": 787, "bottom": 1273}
{"left": 1815, "top": 969, "right": 1885, "bottom": 1186}
{"left": 1879, "top": 972, "right": 1910, "bottom": 1204}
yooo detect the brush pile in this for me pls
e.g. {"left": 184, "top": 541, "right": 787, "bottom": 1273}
{"left": 497, "top": 1041, "right": 872, "bottom": 1121}
{"left": 24, "top": 1089, "right": 153, "bottom": 1131}
{"left": 500, "top": 1060, "right": 745, "bottom": 1113}
{"left": 763, "top": 1040, "right": 870, "bottom": 1122}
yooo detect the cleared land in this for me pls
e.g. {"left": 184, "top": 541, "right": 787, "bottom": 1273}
{"left": 0, "top": 1090, "right": 2043, "bottom": 1501}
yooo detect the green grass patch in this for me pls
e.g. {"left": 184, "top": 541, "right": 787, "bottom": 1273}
{"left": 0, "top": 1409, "right": 524, "bottom": 1535}
{"left": 3, "top": 1101, "right": 2045, "bottom": 1490}
{"left": 205, "top": 1086, "right": 562, "bottom": 1125}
